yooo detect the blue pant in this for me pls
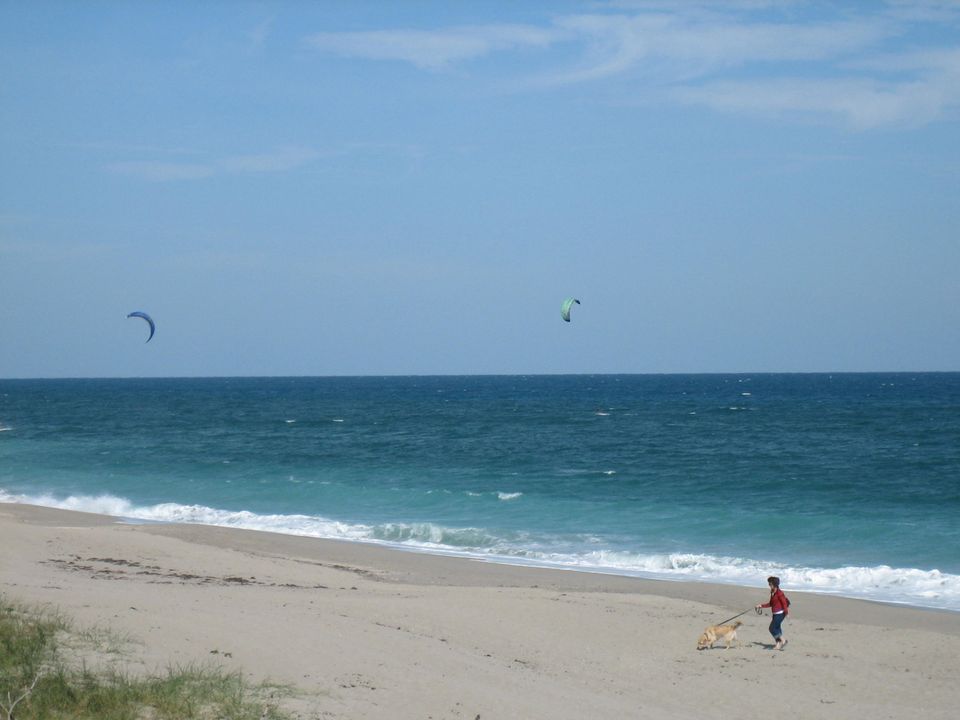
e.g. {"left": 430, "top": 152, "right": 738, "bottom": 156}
{"left": 769, "top": 612, "right": 785, "bottom": 640}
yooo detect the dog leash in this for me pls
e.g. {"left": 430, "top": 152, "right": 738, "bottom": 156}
{"left": 716, "top": 607, "right": 764, "bottom": 626}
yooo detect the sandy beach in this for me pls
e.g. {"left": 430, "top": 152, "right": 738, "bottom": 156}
{"left": 1, "top": 502, "right": 957, "bottom": 719}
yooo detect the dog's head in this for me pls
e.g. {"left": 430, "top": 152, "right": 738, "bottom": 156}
{"left": 696, "top": 631, "right": 712, "bottom": 650}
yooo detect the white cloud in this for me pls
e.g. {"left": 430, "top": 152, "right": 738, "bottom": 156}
{"left": 303, "top": 4, "right": 960, "bottom": 128}
{"left": 675, "top": 46, "right": 960, "bottom": 128}
{"left": 106, "top": 161, "right": 215, "bottom": 182}
{"left": 306, "top": 11, "right": 889, "bottom": 81}
{"left": 850, "top": 46, "right": 960, "bottom": 74}
{"left": 674, "top": 78, "right": 942, "bottom": 129}
{"left": 220, "top": 146, "right": 319, "bottom": 173}
{"left": 306, "top": 24, "right": 560, "bottom": 71}
{"left": 882, "top": 0, "right": 960, "bottom": 23}
{"left": 0, "top": 238, "right": 117, "bottom": 262}
{"left": 106, "top": 147, "right": 320, "bottom": 182}
{"left": 249, "top": 17, "right": 274, "bottom": 51}
{"left": 549, "top": 13, "right": 891, "bottom": 83}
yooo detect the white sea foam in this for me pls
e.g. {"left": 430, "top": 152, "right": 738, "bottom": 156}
{"left": 531, "top": 550, "right": 960, "bottom": 610}
{"left": 0, "top": 489, "right": 370, "bottom": 540}
{"left": 2, "top": 488, "right": 958, "bottom": 611}
{"left": 497, "top": 492, "right": 522, "bottom": 501}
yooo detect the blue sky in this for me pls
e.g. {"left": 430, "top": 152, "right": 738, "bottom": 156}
{"left": 1, "top": 1, "right": 958, "bottom": 377}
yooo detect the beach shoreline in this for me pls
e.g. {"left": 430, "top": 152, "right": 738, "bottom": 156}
{"left": 2, "top": 501, "right": 958, "bottom": 719}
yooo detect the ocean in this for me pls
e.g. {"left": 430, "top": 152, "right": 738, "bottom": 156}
{"left": 1, "top": 374, "right": 958, "bottom": 611}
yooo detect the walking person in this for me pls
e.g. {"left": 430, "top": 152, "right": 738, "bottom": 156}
{"left": 756, "top": 576, "right": 790, "bottom": 650}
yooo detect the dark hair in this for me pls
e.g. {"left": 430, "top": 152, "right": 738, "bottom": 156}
{"left": 767, "top": 576, "right": 780, "bottom": 588}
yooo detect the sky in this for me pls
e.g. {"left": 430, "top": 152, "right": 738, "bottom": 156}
{"left": 1, "top": 0, "right": 958, "bottom": 378}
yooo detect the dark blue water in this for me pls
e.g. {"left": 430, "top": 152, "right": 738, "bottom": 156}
{"left": 2, "top": 374, "right": 958, "bottom": 609}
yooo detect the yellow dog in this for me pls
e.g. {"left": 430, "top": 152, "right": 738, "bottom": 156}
{"left": 697, "top": 620, "right": 742, "bottom": 650}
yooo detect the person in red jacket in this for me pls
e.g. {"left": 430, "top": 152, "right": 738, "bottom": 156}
{"left": 756, "top": 576, "right": 789, "bottom": 650}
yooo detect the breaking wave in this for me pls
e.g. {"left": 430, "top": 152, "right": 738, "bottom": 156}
{"left": 2, "top": 488, "right": 958, "bottom": 611}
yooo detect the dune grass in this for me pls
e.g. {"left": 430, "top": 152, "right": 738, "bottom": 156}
{"left": 0, "top": 595, "right": 294, "bottom": 719}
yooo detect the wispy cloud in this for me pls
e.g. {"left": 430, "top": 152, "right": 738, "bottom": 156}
{"left": 219, "top": 146, "right": 320, "bottom": 173}
{"left": 105, "top": 146, "right": 319, "bottom": 182}
{"left": 546, "top": 14, "right": 891, "bottom": 83}
{"left": 674, "top": 77, "right": 946, "bottom": 129}
{"left": 106, "top": 161, "right": 216, "bottom": 182}
{"left": 305, "top": 3, "right": 960, "bottom": 129}
{"left": 676, "top": 47, "right": 960, "bottom": 129}
{"left": 249, "top": 16, "right": 274, "bottom": 51}
{"left": 0, "top": 238, "right": 117, "bottom": 262}
{"left": 882, "top": 0, "right": 960, "bottom": 23}
{"left": 306, "top": 24, "right": 560, "bottom": 71}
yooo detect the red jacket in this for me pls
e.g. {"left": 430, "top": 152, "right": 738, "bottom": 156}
{"left": 761, "top": 588, "right": 789, "bottom": 615}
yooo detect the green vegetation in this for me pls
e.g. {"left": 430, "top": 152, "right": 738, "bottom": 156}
{"left": 0, "top": 595, "right": 294, "bottom": 719}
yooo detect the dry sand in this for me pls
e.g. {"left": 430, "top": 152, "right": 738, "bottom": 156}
{"left": 2, "top": 502, "right": 957, "bottom": 719}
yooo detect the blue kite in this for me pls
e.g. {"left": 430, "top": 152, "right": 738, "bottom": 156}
{"left": 127, "top": 311, "right": 156, "bottom": 343}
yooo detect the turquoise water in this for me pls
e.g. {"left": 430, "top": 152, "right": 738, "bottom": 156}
{"left": 2, "top": 374, "right": 958, "bottom": 609}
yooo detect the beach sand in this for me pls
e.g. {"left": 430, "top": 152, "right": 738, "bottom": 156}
{"left": 2, "top": 503, "right": 957, "bottom": 719}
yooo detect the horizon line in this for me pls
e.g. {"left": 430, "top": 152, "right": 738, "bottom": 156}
{"left": 2, "top": 370, "right": 958, "bottom": 382}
